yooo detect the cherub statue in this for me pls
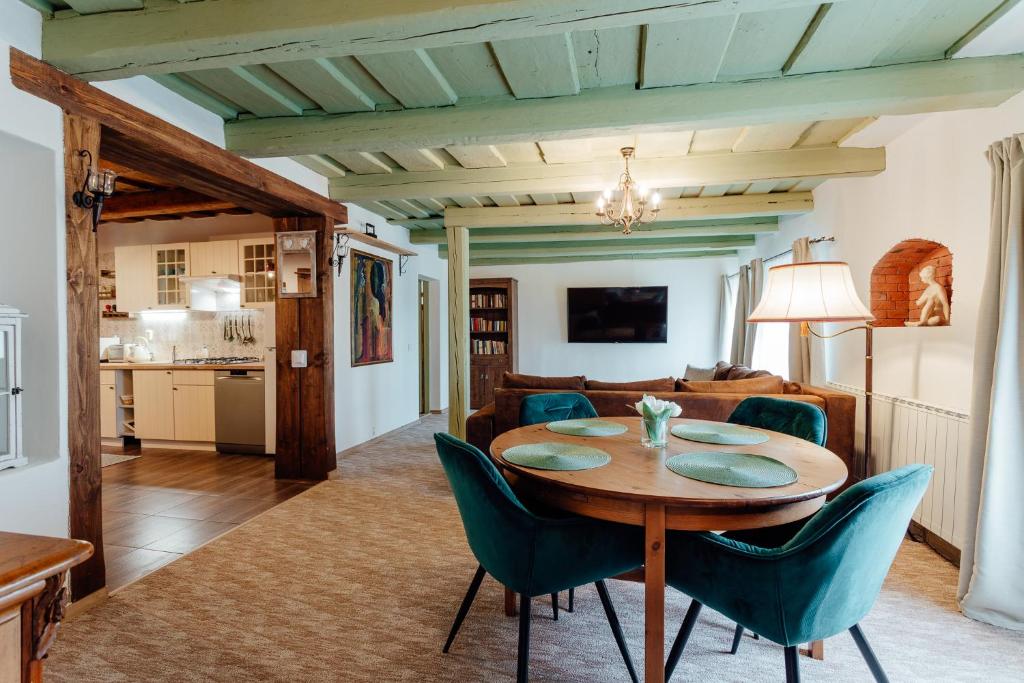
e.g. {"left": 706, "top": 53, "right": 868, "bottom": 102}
{"left": 905, "top": 265, "right": 950, "bottom": 326}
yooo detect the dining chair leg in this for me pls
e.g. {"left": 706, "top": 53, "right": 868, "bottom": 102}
{"left": 517, "top": 594, "right": 531, "bottom": 683}
{"left": 849, "top": 624, "right": 890, "bottom": 683}
{"left": 443, "top": 565, "right": 487, "bottom": 653}
{"left": 594, "top": 580, "right": 639, "bottom": 683}
{"left": 568, "top": 587, "right": 575, "bottom": 612}
{"left": 730, "top": 624, "right": 745, "bottom": 654}
{"left": 551, "top": 593, "right": 559, "bottom": 620}
{"left": 665, "top": 599, "right": 702, "bottom": 681}
{"left": 784, "top": 646, "right": 801, "bottom": 683}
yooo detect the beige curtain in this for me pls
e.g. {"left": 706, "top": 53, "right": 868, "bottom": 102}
{"left": 788, "top": 237, "right": 812, "bottom": 382}
{"left": 718, "top": 274, "right": 733, "bottom": 362}
{"left": 958, "top": 134, "right": 1024, "bottom": 630}
{"left": 729, "top": 258, "right": 763, "bottom": 366}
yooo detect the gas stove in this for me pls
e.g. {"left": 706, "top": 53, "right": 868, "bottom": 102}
{"left": 175, "top": 356, "right": 261, "bottom": 366}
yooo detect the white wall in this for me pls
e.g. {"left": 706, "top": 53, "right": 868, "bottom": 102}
{"left": 334, "top": 205, "right": 448, "bottom": 451}
{"left": 471, "top": 257, "right": 732, "bottom": 382}
{"left": 745, "top": 90, "right": 1024, "bottom": 414}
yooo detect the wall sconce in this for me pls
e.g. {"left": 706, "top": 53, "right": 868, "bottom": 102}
{"left": 72, "top": 150, "right": 117, "bottom": 232}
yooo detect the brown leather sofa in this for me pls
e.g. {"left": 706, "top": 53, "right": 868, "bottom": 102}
{"left": 466, "top": 369, "right": 857, "bottom": 484}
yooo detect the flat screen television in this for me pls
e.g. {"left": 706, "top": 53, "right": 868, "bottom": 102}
{"left": 567, "top": 287, "right": 668, "bottom": 343}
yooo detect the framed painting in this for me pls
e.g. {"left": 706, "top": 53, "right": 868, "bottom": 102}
{"left": 351, "top": 249, "right": 394, "bottom": 366}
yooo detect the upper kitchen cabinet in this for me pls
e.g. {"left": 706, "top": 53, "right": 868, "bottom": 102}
{"left": 154, "top": 243, "right": 191, "bottom": 308}
{"left": 191, "top": 240, "right": 239, "bottom": 277}
{"left": 238, "top": 238, "right": 276, "bottom": 308}
{"left": 114, "top": 244, "right": 158, "bottom": 312}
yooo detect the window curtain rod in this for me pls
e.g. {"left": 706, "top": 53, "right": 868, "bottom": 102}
{"left": 727, "top": 236, "right": 835, "bottom": 278}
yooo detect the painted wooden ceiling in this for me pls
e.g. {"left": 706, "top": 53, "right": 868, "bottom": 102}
{"left": 24, "top": 0, "right": 1024, "bottom": 263}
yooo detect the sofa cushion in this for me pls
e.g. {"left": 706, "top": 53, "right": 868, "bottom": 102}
{"left": 677, "top": 375, "right": 785, "bottom": 394}
{"left": 682, "top": 364, "right": 717, "bottom": 381}
{"left": 712, "top": 362, "right": 773, "bottom": 381}
{"left": 585, "top": 377, "right": 675, "bottom": 392}
{"left": 500, "top": 372, "right": 585, "bottom": 390}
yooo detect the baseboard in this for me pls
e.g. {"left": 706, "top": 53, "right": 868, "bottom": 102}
{"left": 908, "top": 520, "right": 961, "bottom": 567}
{"left": 66, "top": 587, "right": 108, "bottom": 620}
{"left": 138, "top": 439, "right": 217, "bottom": 452}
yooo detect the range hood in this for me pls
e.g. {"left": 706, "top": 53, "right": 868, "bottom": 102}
{"left": 180, "top": 275, "right": 241, "bottom": 312}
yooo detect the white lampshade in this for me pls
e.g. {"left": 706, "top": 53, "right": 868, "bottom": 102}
{"left": 748, "top": 261, "right": 873, "bottom": 323}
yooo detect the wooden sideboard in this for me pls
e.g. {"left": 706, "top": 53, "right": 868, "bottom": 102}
{"left": 0, "top": 532, "right": 93, "bottom": 682}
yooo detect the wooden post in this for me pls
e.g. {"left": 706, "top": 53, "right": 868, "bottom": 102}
{"left": 64, "top": 112, "right": 105, "bottom": 599}
{"left": 273, "top": 216, "right": 336, "bottom": 480}
{"left": 644, "top": 503, "right": 666, "bottom": 683}
{"left": 446, "top": 224, "right": 469, "bottom": 438}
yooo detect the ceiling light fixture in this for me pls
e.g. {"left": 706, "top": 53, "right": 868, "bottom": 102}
{"left": 595, "top": 147, "right": 661, "bottom": 235}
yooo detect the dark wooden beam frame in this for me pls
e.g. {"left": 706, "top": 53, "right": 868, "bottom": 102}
{"left": 101, "top": 188, "right": 237, "bottom": 221}
{"left": 19, "top": 47, "right": 344, "bottom": 599}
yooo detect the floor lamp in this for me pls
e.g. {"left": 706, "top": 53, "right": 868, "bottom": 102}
{"left": 748, "top": 261, "right": 875, "bottom": 481}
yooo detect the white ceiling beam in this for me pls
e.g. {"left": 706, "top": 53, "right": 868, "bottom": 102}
{"left": 43, "top": 0, "right": 850, "bottom": 79}
{"left": 468, "top": 249, "right": 738, "bottom": 265}
{"left": 445, "top": 192, "right": 812, "bottom": 228}
{"left": 328, "top": 147, "right": 880, "bottom": 202}
{"left": 409, "top": 218, "right": 778, "bottom": 243}
{"left": 227, "top": 55, "right": 1024, "bottom": 158}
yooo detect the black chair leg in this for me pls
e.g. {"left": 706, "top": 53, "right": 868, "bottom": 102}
{"left": 551, "top": 593, "right": 559, "bottom": 620}
{"left": 568, "top": 587, "right": 575, "bottom": 612}
{"left": 594, "top": 580, "right": 639, "bottom": 683}
{"left": 517, "top": 594, "right": 531, "bottom": 683}
{"left": 730, "top": 624, "right": 745, "bottom": 654}
{"left": 784, "top": 646, "right": 801, "bottom": 683}
{"left": 443, "top": 565, "right": 486, "bottom": 653}
{"left": 850, "top": 624, "right": 890, "bottom": 683}
{"left": 665, "top": 600, "right": 703, "bottom": 681}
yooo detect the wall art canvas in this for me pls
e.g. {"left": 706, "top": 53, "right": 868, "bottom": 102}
{"left": 351, "top": 249, "right": 393, "bottom": 366}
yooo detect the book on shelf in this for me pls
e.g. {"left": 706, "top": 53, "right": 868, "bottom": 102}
{"left": 470, "top": 317, "right": 507, "bottom": 332}
{"left": 470, "top": 292, "right": 507, "bottom": 309}
{"left": 472, "top": 339, "right": 507, "bottom": 355}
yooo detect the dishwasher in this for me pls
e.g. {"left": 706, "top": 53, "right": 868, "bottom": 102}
{"left": 214, "top": 369, "right": 266, "bottom": 454}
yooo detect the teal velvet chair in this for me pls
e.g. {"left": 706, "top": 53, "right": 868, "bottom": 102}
{"left": 663, "top": 464, "right": 932, "bottom": 683}
{"left": 434, "top": 432, "right": 643, "bottom": 682}
{"left": 519, "top": 392, "right": 598, "bottom": 426}
{"left": 728, "top": 396, "right": 827, "bottom": 447}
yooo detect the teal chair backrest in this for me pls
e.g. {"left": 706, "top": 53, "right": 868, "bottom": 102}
{"left": 728, "top": 396, "right": 827, "bottom": 446}
{"left": 756, "top": 465, "right": 931, "bottom": 643}
{"left": 434, "top": 432, "right": 538, "bottom": 592}
{"left": 520, "top": 392, "right": 598, "bottom": 426}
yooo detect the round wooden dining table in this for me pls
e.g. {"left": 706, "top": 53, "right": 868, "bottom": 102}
{"left": 491, "top": 416, "right": 848, "bottom": 683}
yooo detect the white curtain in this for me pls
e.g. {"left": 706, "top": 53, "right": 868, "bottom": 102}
{"left": 729, "top": 259, "right": 763, "bottom": 366}
{"left": 718, "top": 274, "right": 734, "bottom": 363}
{"left": 788, "top": 237, "right": 812, "bottom": 382}
{"left": 958, "top": 134, "right": 1024, "bottom": 630}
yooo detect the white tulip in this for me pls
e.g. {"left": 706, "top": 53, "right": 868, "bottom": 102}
{"left": 633, "top": 394, "right": 682, "bottom": 419}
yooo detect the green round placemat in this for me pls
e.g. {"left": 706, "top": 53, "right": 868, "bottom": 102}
{"left": 546, "top": 419, "right": 628, "bottom": 437}
{"left": 665, "top": 452, "right": 798, "bottom": 488}
{"left": 502, "top": 443, "right": 612, "bottom": 471}
{"left": 671, "top": 422, "right": 769, "bottom": 446}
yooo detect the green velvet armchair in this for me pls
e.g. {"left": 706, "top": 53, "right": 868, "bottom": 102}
{"left": 519, "top": 392, "right": 598, "bottom": 426}
{"left": 729, "top": 396, "right": 827, "bottom": 446}
{"left": 434, "top": 432, "right": 643, "bottom": 682}
{"left": 663, "top": 464, "right": 932, "bottom": 683}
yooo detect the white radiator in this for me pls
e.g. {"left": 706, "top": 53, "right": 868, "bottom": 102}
{"left": 827, "top": 381, "right": 970, "bottom": 550}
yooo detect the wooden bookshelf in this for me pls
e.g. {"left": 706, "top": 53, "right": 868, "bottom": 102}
{"left": 470, "top": 277, "right": 518, "bottom": 409}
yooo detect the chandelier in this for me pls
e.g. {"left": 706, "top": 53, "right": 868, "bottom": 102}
{"left": 595, "top": 147, "right": 661, "bottom": 235}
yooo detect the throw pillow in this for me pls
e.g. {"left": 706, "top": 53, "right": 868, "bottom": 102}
{"left": 585, "top": 377, "right": 676, "bottom": 392}
{"left": 712, "top": 361, "right": 734, "bottom": 380}
{"left": 676, "top": 375, "right": 785, "bottom": 394}
{"left": 500, "top": 372, "right": 586, "bottom": 390}
{"left": 682, "top": 364, "right": 716, "bottom": 381}
{"left": 725, "top": 365, "right": 773, "bottom": 380}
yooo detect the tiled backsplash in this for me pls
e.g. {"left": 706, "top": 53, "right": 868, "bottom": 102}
{"left": 100, "top": 310, "right": 267, "bottom": 361}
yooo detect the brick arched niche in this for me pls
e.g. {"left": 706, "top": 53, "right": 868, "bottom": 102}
{"left": 870, "top": 239, "right": 953, "bottom": 327}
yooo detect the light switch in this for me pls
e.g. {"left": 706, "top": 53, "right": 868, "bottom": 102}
{"left": 291, "top": 350, "right": 308, "bottom": 368}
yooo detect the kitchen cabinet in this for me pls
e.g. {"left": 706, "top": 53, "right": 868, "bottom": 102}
{"left": 101, "top": 383, "right": 117, "bottom": 439}
{"left": 238, "top": 238, "right": 276, "bottom": 307}
{"left": 171, "top": 371, "right": 215, "bottom": 442}
{"left": 153, "top": 243, "right": 191, "bottom": 308}
{"left": 114, "top": 244, "right": 157, "bottom": 312}
{"left": 191, "top": 240, "right": 238, "bottom": 277}
{"left": 133, "top": 370, "right": 175, "bottom": 440}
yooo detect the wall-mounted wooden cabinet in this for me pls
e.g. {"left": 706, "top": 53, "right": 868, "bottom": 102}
{"left": 153, "top": 243, "right": 190, "bottom": 308}
{"left": 190, "top": 240, "right": 238, "bottom": 277}
{"left": 238, "top": 238, "right": 276, "bottom": 308}
{"left": 114, "top": 244, "right": 157, "bottom": 312}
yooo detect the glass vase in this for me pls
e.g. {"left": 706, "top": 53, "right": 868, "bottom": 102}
{"left": 642, "top": 415, "right": 669, "bottom": 448}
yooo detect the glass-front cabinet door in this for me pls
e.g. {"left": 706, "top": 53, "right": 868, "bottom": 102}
{"left": 153, "top": 244, "right": 190, "bottom": 308}
{"left": 238, "top": 238, "right": 276, "bottom": 307}
{"left": 0, "top": 306, "right": 25, "bottom": 470}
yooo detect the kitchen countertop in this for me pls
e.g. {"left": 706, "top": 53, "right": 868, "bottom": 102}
{"left": 100, "top": 362, "right": 265, "bottom": 371}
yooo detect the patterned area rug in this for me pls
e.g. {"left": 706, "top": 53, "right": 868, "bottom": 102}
{"left": 100, "top": 453, "right": 140, "bottom": 468}
{"left": 50, "top": 415, "right": 1024, "bottom": 681}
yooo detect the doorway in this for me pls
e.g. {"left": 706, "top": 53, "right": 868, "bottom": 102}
{"left": 418, "top": 277, "right": 430, "bottom": 415}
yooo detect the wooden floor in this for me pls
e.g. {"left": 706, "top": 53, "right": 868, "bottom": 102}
{"left": 101, "top": 445, "right": 315, "bottom": 592}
